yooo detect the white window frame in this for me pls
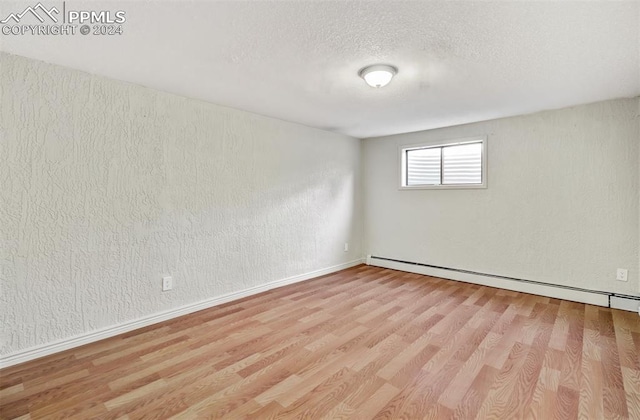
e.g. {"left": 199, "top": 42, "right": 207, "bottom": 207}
{"left": 399, "top": 136, "right": 487, "bottom": 190}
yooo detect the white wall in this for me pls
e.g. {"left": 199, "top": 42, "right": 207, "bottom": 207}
{"left": 0, "top": 53, "right": 362, "bottom": 357}
{"left": 363, "top": 98, "right": 640, "bottom": 296}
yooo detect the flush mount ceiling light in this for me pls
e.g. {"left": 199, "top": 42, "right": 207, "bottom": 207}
{"left": 359, "top": 64, "right": 398, "bottom": 88}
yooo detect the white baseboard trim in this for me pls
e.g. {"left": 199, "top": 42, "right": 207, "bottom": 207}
{"left": 610, "top": 295, "right": 640, "bottom": 313}
{"left": 368, "top": 257, "right": 610, "bottom": 307}
{"left": 0, "top": 258, "right": 364, "bottom": 369}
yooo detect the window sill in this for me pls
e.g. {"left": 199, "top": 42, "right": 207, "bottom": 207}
{"left": 399, "top": 184, "right": 487, "bottom": 190}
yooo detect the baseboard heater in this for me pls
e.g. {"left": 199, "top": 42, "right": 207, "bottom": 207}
{"left": 366, "top": 255, "right": 640, "bottom": 313}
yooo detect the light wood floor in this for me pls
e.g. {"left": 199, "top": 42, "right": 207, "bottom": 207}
{"left": 1, "top": 265, "right": 639, "bottom": 419}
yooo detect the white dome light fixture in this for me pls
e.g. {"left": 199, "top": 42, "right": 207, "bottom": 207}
{"left": 359, "top": 64, "right": 398, "bottom": 88}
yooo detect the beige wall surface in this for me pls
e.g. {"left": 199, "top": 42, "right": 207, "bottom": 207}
{"left": 363, "top": 98, "right": 640, "bottom": 296}
{"left": 1, "top": 53, "right": 363, "bottom": 356}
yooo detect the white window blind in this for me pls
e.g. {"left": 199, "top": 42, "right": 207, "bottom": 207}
{"left": 401, "top": 138, "right": 486, "bottom": 189}
{"left": 442, "top": 143, "right": 482, "bottom": 185}
{"left": 406, "top": 147, "right": 441, "bottom": 186}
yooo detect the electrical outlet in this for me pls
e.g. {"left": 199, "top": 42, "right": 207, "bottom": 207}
{"left": 616, "top": 268, "right": 628, "bottom": 282}
{"left": 162, "top": 276, "right": 173, "bottom": 291}
{"left": 344, "top": 243, "right": 349, "bottom": 252}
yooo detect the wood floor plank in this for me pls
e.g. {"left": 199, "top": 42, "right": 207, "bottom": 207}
{"left": 349, "top": 382, "right": 399, "bottom": 419}
{"left": 451, "top": 363, "right": 501, "bottom": 419}
{"left": 243, "top": 400, "right": 285, "bottom": 419}
{"left": 578, "top": 356, "right": 603, "bottom": 419}
{"left": 621, "top": 366, "right": 640, "bottom": 420}
{"left": 473, "top": 341, "right": 532, "bottom": 419}
{"left": 439, "top": 330, "right": 503, "bottom": 409}
{"left": 1, "top": 265, "right": 638, "bottom": 419}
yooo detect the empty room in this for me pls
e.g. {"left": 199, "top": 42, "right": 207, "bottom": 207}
{"left": 1, "top": 0, "right": 639, "bottom": 419}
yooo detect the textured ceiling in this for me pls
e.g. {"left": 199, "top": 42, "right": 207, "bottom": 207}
{"left": 1, "top": 1, "right": 639, "bottom": 138}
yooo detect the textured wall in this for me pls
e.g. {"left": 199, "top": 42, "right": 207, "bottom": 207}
{"left": 363, "top": 98, "right": 640, "bottom": 296}
{"left": 0, "top": 53, "right": 362, "bottom": 356}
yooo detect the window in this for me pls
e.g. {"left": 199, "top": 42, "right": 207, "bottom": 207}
{"left": 400, "top": 137, "right": 487, "bottom": 189}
